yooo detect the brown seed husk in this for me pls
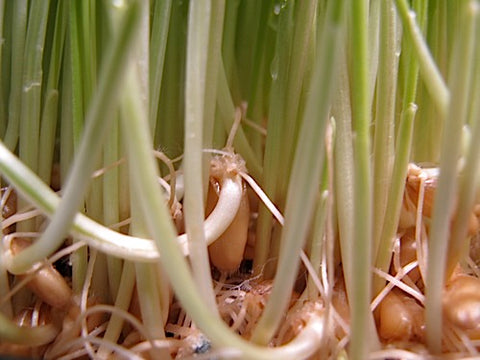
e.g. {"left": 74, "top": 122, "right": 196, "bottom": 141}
{"left": 11, "top": 238, "right": 72, "bottom": 309}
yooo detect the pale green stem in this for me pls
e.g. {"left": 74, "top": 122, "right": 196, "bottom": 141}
{"left": 279, "top": 0, "right": 318, "bottom": 204}
{"left": 202, "top": 0, "right": 225, "bottom": 151}
{"left": 118, "top": 139, "right": 130, "bottom": 235}
{"left": 235, "top": 0, "right": 265, "bottom": 98}
{"left": 129, "top": 142, "right": 170, "bottom": 359}
{"left": 467, "top": 16, "right": 480, "bottom": 130}
{"left": 103, "top": 116, "right": 122, "bottom": 300}
{"left": 85, "top": 172, "right": 106, "bottom": 298}
{"left": 305, "top": 191, "right": 328, "bottom": 300}
{"left": 153, "top": 0, "right": 187, "bottom": 159}
{"left": 135, "top": 263, "right": 171, "bottom": 360}
{"left": 445, "top": 4, "right": 480, "bottom": 279}
{"left": 3, "top": 0, "right": 27, "bottom": 150}
{"left": 71, "top": 244, "right": 88, "bottom": 295}
{"left": 350, "top": 0, "right": 376, "bottom": 358}
{"left": 409, "top": 0, "right": 439, "bottom": 163}
{"left": 332, "top": 47, "right": 354, "bottom": 297}
{"left": 372, "top": 0, "right": 399, "bottom": 262}
{"left": 183, "top": 0, "right": 218, "bottom": 314}
{"left": 18, "top": 1, "right": 50, "bottom": 172}
{"left": 79, "top": 0, "right": 96, "bottom": 118}
{"left": 201, "top": 0, "right": 225, "bottom": 199}
{"left": 253, "top": 0, "right": 295, "bottom": 277}
{"left": 38, "top": 0, "right": 68, "bottom": 185}
{"left": 425, "top": 0, "right": 477, "bottom": 353}
{"left": 60, "top": 37, "right": 74, "bottom": 184}
{"left": 446, "top": 85, "right": 480, "bottom": 278}
{"left": 244, "top": 1, "right": 274, "bottom": 157}
{"left": 216, "top": 57, "right": 262, "bottom": 179}
{"left": 96, "top": 261, "right": 136, "bottom": 359}
{"left": 149, "top": 0, "right": 172, "bottom": 134}
{"left": 373, "top": 104, "right": 417, "bottom": 295}
{"left": 155, "top": 264, "right": 171, "bottom": 327}
{"left": 38, "top": 91, "right": 59, "bottom": 184}
{"left": 91, "top": 252, "right": 110, "bottom": 304}
{"left": 394, "top": 0, "right": 450, "bottom": 118}
{"left": 17, "top": 0, "right": 50, "bottom": 233}
{"left": 220, "top": 0, "right": 239, "bottom": 89}
{"left": 68, "top": 0, "right": 95, "bottom": 293}
{"left": 323, "top": 120, "right": 336, "bottom": 352}
{"left": 103, "top": 0, "right": 149, "bottom": 300}
{"left": 69, "top": 1, "right": 85, "bottom": 148}
{"left": 6, "top": 1, "right": 141, "bottom": 274}
{"left": 250, "top": 0, "right": 344, "bottom": 344}
{"left": 367, "top": 0, "right": 380, "bottom": 107}
{"left": 101, "top": 0, "right": 147, "bottom": 302}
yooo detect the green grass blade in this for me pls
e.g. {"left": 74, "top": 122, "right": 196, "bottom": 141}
{"left": 183, "top": 0, "right": 218, "bottom": 313}
{"left": 349, "top": 0, "right": 376, "bottom": 357}
{"left": 251, "top": 0, "right": 344, "bottom": 344}
{"left": 3, "top": 0, "right": 27, "bottom": 150}
{"left": 7, "top": 1, "right": 142, "bottom": 274}
{"left": 425, "top": 1, "right": 478, "bottom": 352}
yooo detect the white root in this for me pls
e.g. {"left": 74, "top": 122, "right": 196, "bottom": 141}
{"left": 0, "top": 149, "right": 243, "bottom": 265}
{"left": 207, "top": 179, "right": 250, "bottom": 272}
{"left": 178, "top": 175, "right": 243, "bottom": 256}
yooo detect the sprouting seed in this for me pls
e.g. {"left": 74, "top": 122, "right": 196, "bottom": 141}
{"left": 207, "top": 154, "right": 250, "bottom": 273}
{"left": 443, "top": 274, "right": 480, "bottom": 332}
{"left": 378, "top": 289, "right": 424, "bottom": 342}
{"left": 10, "top": 238, "right": 72, "bottom": 310}
{"left": 400, "top": 163, "right": 479, "bottom": 236}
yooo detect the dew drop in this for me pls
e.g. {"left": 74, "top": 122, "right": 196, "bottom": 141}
{"left": 273, "top": 3, "right": 281, "bottom": 15}
{"left": 112, "top": 0, "right": 125, "bottom": 8}
{"left": 273, "top": 0, "right": 288, "bottom": 15}
{"left": 270, "top": 55, "right": 279, "bottom": 81}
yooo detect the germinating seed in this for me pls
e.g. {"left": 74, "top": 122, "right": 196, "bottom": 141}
{"left": 204, "top": 152, "right": 250, "bottom": 273}
{"left": 11, "top": 238, "right": 72, "bottom": 309}
{"left": 397, "top": 229, "right": 421, "bottom": 284}
{"left": 401, "top": 163, "right": 480, "bottom": 237}
{"left": 207, "top": 178, "right": 250, "bottom": 272}
{"left": 379, "top": 289, "right": 424, "bottom": 342}
{"left": 443, "top": 275, "right": 480, "bottom": 331}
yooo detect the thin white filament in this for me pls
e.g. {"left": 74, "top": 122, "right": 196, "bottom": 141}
{"left": 2, "top": 209, "right": 43, "bottom": 229}
{"left": 241, "top": 171, "right": 328, "bottom": 301}
{"left": 372, "top": 265, "right": 425, "bottom": 306}
{"left": 80, "top": 249, "right": 98, "bottom": 359}
{"left": 371, "top": 260, "right": 421, "bottom": 311}
{"left": 240, "top": 172, "right": 284, "bottom": 226}
{"left": 300, "top": 251, "right": 327, "bottom": 300}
